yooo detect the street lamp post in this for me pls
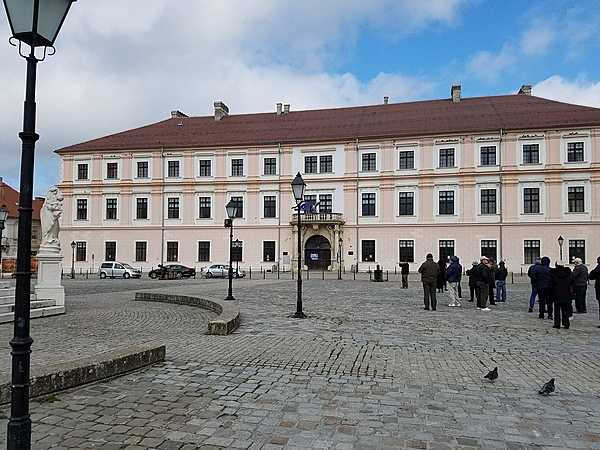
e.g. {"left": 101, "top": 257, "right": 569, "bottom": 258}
{"left": 291, "top": 173, "right": 307, "bottom": 318}
{"left": 70, "top": 241, "right": 76, "bottom": 279}
{"left": 224, "top": 200, "right": 239, "bottom": 301}
{"left": 0, "top": 205, "right": 8, "bottom": 279}
{"left": 3, "top": 1, "right": 77, "bottom": 447}
{"left": 558, "top": 235, "right": 564, "bottom": 262}
{"left": 338, "top": 237, "right": 343, "bottom": 280}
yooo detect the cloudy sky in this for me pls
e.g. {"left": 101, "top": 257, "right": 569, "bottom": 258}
{"left": 2, "top": 0, "right": 600, "bottom": 194}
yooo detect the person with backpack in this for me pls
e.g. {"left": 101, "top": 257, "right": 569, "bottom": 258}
{"left": 445, "top": 256, "right": 462, "bottom": 307}
{"left": 527, "top": 257, "right": 541, "bottom": 313}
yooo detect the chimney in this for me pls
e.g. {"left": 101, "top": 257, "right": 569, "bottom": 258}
{"left": 451, "top": 84, "right": 461, "bottom": 103}
{"left": 170, "top": 110, "right": 188, "bottom": 119}
{"left": 518, "top": 84, "right": 532, "bottom": 96}
{"left": 283, "top": 104, "right": 290, "bottom": 114}
{"left": 276, "top": 103, "right": 283, "bottom": 115}
{"left": 383, "top": 96, "right": 389, "bottom": 105}
{"left": 213, "top": 101, "right": 229, "bottom": 121}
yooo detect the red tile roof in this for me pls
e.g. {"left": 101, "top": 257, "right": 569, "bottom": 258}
{"left": 56, "top": 94, "right": 600, "bottom": 153}
{"left": 0, "top": 179, "right": 44, "bottom": 220}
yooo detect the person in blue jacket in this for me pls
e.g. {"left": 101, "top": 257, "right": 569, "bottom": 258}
{"left": 445, "top": 256, "right": 462, "bottom": 307}
{"left": 531, "top": 256, "right": 553, "bottom": 320}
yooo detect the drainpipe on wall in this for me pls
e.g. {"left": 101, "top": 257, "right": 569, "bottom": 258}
{"left": 355, "top": 137, "right": 360, "bottom": 271}
{"left": 498, "top": 129, "right": 504, "bottom": 262}
{"left": 160, "top": 146, "right": 165, "bottom": 266}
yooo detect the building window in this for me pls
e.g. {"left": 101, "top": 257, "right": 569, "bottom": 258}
{"left": 263, "top": 241, "right": 276, "bottom": 262}
{"left": 569, "top": 240, "right": 585, "bottom": 263}
{"left": 319, "top": 194, "right": 332, "bottom": 214}
{"left": 481, "top": 189, "right": 497, "bottom": 215}
{"left": 398, "top": 151, "right": 414, "bottom": 170}
{"left": 399, "top": 240, "right": 414, "bottom": 263}
{"left": 361, "top": 240, "right": 376, "bottom": 262}
{"left": 304, "top": 194, "right": 317, "bottom": 212}
{"left": 105, "top": 241, "right": 116, "bottom": 262}
{"left": 106, "top": 198, "right": 118, "bottom": 220}
{"left": 135, "top": 242, "right": 147, "bottom": 262}
{"left": 199, "top": 160, "right": 211, "bottom": 177}
{"left": 198, "top": 241, "right": 210, "bottom": 262}
{"left": 232, "top": 241, "right": 243, "bottom": 263}
{"left": 198, "top": 197, "right": 211, "bottom": 219}
{"left": 480, "top": 146, "right": 496, "bottom": 166}
{"left": 319, "top": 155, "right": 333, "bottom": 173}
{"left": 231, "top": 196, "right": 243, "bottom": 218}
{"left": 106, "top": 162, "right": 118, "bottom": 179}
{"left": 136, "top": 161, "right": 148, "bottom": 178}
{"left": 439, "top": 240, "right": 455, "bottom": 261}
{"left": 77, "top": 163, "right": 88, "bottom": 180}
{"left": 439, "top": 148, "right": 455, "bottom": 168}
{"left": 231, "top": 159, "right": 244, "bottom": 177}
{"left": 439, "top": 191, "right": 454, "bottom": 215}
{"left": 361, "top": 193, "right": 376, "bottom": 216}
{"left": 398, "top": 192, "right": 414, "bottom": 216}
{"left": 568, "top": 186, "right": 585, "bottom": 213}
{"left": 166, "top": 242, "right": 178, "bottom": 262}
{"left": 76, "top": 199, "right": 88, "bottom": 220}
{"left": 362, "top": 153, "right": 377, "bottom": 172}
{"left": 523, "top": 188, "right": 540, "bottom": 214}
{"left": 136, "top": 198, "right": 148, "bottom": 220}
{"left": 264, "top": 196, "right": 276, "bottom": 218}
{"left": 523, "top": 144, "right": 540, "bottom": 164}
{"left": 75, "top": 242, "right": 87, "bottom": 262}
{"left": 167, "top": 160, "right": 180, "bottom": 178}
{"left": 567, "top": 142, "right": 584, "bottom": 162}
{"left": 524, "top": 240, "right": 540, "bottom": 264}
{"left": 481, "top": 240, "right": 497, "bottom": 262}
{"left": 264, "top": 157, "right": 277, "bottom": 175}
{"left": 167, "top": 198, "right": 180, "bottom": 219}
{"left": 304, "top": 156, "right": 317, "bottom": 174}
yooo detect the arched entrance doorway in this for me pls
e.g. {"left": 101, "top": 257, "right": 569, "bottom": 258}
{"left": 304, "top": 235, "right": 331, "bottom": 270}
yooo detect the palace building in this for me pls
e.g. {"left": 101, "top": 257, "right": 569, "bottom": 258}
{"left": 56, "top": 85, "right": 600, "bottom": 272}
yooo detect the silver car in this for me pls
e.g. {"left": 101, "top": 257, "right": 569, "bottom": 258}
{"left": 98, "top": 262, "right": 142, "bottom": 279}
{"left": 201, "top": 264, "right": 246, "bottom": 278}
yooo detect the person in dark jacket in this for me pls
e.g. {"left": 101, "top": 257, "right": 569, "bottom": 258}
{"left": 466, "top": 261, "right": 478, "bottom": 302}
{"left": 437, "top": 258, "right": 447, "bottom": 292}
{"left": 399, "top": 262, "right": 410, "bottom": 289}
{"left": 550, "top": 262, "right": 573, "bottom": 329}
{"left": 572, "top": 258, "right": 588, "bottom": 313}
{"left": 531, "top": 256, "right": 553, "bottom": 319}
{"left": 418, "top": 254, "right": 439, "bottom": 311}
{"left": 588, "top": 256, "right": 600, "bottom": 328}
{"left": 446, "top": 256, "right": 462, "bottom": 307}
{"left": 488, "top": 258, "right": 497, "bottom": 305}
{"left": 495, "top": 261, "right": 508, "bottom": 303}
{"left": 527, "top": 258, "right": 541, "bottom": 312}
{"left": 474, "top": 257, "right": 492, "bottom": 310}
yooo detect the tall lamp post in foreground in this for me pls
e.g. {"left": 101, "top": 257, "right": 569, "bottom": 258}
{"left": 558, "top": 235, "right": 564, "bottom": 262}
{"left": 70, "top": 241, "right": 76, "bottom": 279}
{"left": 291, "top": 173, "right": 307, "bottom": 318}
{"left": 3, "top": 1, "right": 77, "bottom": 447}
{"left": 0, "top": 205, "right": 8, "bottom": 279}
{"left": 224, "top": 200, "right": 239, "bottom": 301}
{"left": 337, "top": 236, "right": 343, "bottom": 280}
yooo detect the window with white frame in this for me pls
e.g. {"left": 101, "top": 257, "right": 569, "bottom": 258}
{"left": 439, "top": 148, "right": 455, "bottom": 168}
{"left": 361, "top": 193, "right": 376, "bottom": 216}
{"left": 361, "top": 240, "right": 376, "bottom": 262}
{"left": 166, "top": 242, "right": 178, "bottom": 262}
{"left": 481, "top": 189, "right": 497, "bottom": 215}
{"left": 230, "top": 196, "right": 243, "bottom": 218}
{"left": 439, "top": 240, "right": 454, "bottom": 261}
{"left": 361, "top": 153, "right": 377, "bottom": 172}
{"left": 199, "top": 160, "right": 211, "bottom": 177}
{"left": 481, "top": 240, "right": 497, "bottom": 261}
{"left": 319, "top": 155, "right": 333, "bottom": 173}
{"left": 198, "top": 197, "right": 211, "bottom": 219}
{"left": 135, "top": 242, "right": 147, "bottom": 262}
{"left": 231, "top": 159, "right": 244, "bottom": 177}
{"left": 319, "top": 194, "right": 332, "bottom": 213}
{"left": 398, "top": 240, "right": 414, "bottom": 262}
{"left": 76, "top": 199, "right": 88, "bottom": 220}
{"left": 523, "top": 188, "right": 540, "bottom": 214}
{"left": 77, "top": 163, "right": 89, "bottom": 180}
{"left": 198, "top": 241, "right": 211, "bottom": 262}
{"left": 524, "top": 240, "right": 540, "bottom": 264}
{"left": 136, "top": 198, "right": 148, "bottom": 220}
{"left": 522, "top": 144, "right": 540, "bottom": 164}
{"left": 304, "top": 156, "right": 317, "bottom": 174}
{"left": 106, "top": 198, "right": 118, "bottom": 220}
{"left": 105, "top": 241, "right": 117, "bottom": 262}
{"left": 398, "top": 150, "right": 415, "bottom": 170}
{"left": 136, "top": 161, "right": 149, "bottom": 178}
{"left": 567, "top": 142, "right": 584, "bottom": 162}
{"left": 264, "top": 196, "right": 276, "bottom": 218}
{"left": 263, "top": 241, "right": 276, "bottom": 262}
{"left": 568, "top": 186, "right": 585, "bottom": 213}
{"left": 106, "top": 162, "right": 118, "bottom": 179}
{"left": 75, "top": 242, "right": 87, "bottom": 261}
{"left": 167, "top": 197, "right": 180, "bottom": 219}
{"left": 263, "top": 157, "right": 277, "bottom": 175}
{"left": 167, "top": 160, "right": 180, "bottom": 178}
{"left": 480, "top": 146, "right": 497, "bottom": 166}
{"left": 569, "top": 240, "right": 585, "bottom": 263}
{"left": 439, "top": 191, "right": 454, "bottom": 215}
{"left": 398, "top": 192, "right": 414, "bottom": 216}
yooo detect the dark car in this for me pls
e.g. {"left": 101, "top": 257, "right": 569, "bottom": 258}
{"left": 148, "top": 264, "right": 196, "bottom": 279}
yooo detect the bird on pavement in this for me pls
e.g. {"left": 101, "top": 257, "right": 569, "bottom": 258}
{"left": 539, "top": 378, "right": 555, "bottom": 395}
{"left": 484, "top": 367, "right": 498, "bottom": 382}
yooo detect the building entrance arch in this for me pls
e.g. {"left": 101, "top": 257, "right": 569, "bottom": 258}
{"left": 304, "top": 235, "right": 331, "bottom": 270}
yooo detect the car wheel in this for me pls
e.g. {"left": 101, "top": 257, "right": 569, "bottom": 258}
{"left": 99, "top": 272, "right": 106, "bottom": 279}
{"left": 206, "top": 272, "right": 213, "bottom": 278}
{"left": 123, "top": 272, "right": 130, "bottom": 279}
{"left": 176, "top": 272, "right": 183, "bottom": 279}
{"left": 149, "top": 272, "right": 157, "bottom": 279}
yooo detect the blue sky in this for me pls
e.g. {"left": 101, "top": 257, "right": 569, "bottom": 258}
{"left": 1, "top": 0, "right": 600, "bottom": 194}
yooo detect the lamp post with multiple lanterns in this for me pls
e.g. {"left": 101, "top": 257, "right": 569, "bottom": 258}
{"left": 558, "top": 235, "right": 565, "bottom": 262}
{"left": 291, "top": 173, "right": 307, "bottom": 318}
{"left": 0, "top": 205, "right": 8, "bottom": 278}
{"left": 2, "top": 1, "right": 77, "bottom": 447}
{"left": 70, "top": 240, "right": 76, "bottom": 279}
{"left": 224, "top": 200, "right": 239, "bottom": 301}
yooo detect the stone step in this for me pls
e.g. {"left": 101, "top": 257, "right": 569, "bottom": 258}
{"left": 0, "top": 291, "right": 38, "bottom": 305}
{"left": 0, "top": 299, "right": 56, "bottom": 315}
{"left": 0, "top": 304, "right": 64, "bottom": 324}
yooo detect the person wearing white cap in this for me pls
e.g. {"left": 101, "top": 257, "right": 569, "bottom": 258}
{"left": 572, "top": 258, "right": 588, "bottom": 313}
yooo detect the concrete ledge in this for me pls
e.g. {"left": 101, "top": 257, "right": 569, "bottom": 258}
{"left": 134, "top": 292, "right": 240, "bottom": 335}
{"left": 0, "top": 344, "right": 165, "bottom": 405}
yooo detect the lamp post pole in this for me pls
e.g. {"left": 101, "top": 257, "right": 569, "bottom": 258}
{"left": 71, "top": 241, "right": 76, "bottom": 279}
{"left": 291, "top": 172, "right": 307, "bottom": 318}
{"left": 226, "top": 221, "right": 235, "bottom": 300}
{"left": 338, "top": 238, "right": 342, "bottom": 280}
{"left": 558, "top": 235, "right": 564, "bottom": 262}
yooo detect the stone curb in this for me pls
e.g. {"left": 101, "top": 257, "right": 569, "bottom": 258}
{"left": 0, "top": 344, "right": 165, "bottom": 405}
{"left": 134, "top": 292, "right": 240, "bottom": 335}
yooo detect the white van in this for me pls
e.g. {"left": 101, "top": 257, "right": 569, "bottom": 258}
{"left": 98, "top": 262, "right": 142, "bottom": 279}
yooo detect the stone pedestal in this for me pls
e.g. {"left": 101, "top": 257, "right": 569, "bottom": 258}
{"left": 35, "top": 251, "right": 65, "bottom": 307}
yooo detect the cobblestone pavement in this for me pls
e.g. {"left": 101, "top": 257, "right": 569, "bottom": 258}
{"left": 1, "top": 277, "right": 599, "bottom": 449}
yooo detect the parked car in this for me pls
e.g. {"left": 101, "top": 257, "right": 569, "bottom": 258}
{"left": 98, "top": 262, "right": 142, "bottom": 279}
{"left": 201, "top": 264, "right": 246, "bottom": 278}
{"left": 148, "top": 264, "right": 196, "bottom": 279}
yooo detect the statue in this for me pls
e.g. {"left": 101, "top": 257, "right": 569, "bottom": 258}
{"left": 39, "top": 186, "right": 64, "bottom": 253}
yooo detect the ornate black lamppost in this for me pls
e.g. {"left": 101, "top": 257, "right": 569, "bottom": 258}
{"left": 0, "top": 205, "right": 8, "bottom": 278}
{"left": 3, "top": 1, "right": 77, "bottom": 447}
{"left": 558, "top": 235, "right": 564, "bottom": 262}
{"left": 291, "top": 173, "right": 307, "bottom": 318}
{"left": 337, "top": 236, "right": 343, "bottom": 280}
{"left": 70, "top": 240, "right": 76, "bottom": 279}
{"left": 224, "top": 200, "right": 239, "bottom": 301}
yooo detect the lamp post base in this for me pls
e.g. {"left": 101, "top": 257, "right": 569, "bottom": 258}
{"left": 291, "top": 311, "right": 306, "bottom": 319}
{"left": 224, "top": 295, "right": 236, "bottom": 301}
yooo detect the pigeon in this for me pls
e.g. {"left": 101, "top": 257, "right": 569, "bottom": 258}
{"left": 484, "top": 367, "right": 498, "bottom": 382}
{"left": 539, "top": 378, "right": 555, "bottom": 396}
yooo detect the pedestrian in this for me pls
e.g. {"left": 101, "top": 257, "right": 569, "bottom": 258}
{"left": 587, "top": 256, "right": 600, "bottom": 328}
{"left": 495, "top": 261, "right": 508, "bottom": 303}
{"left": 437, "top": 257, "right": 446, "bottom": 293}
{"left": 488, "top": 258, "right": 497, "bottom": 306}
{"left": 527, "top": 257, "right": 541, "bottom": 312}
{"left": 446, "top": 256, "right": 462, "bottom": 307}
{"left": 531, "top": 256, "right": 553, "bottom": 320}
{"left": 399, "top": 261, "right": 409, "bottom": 289}
{"left": 474, "top": 257, "right": 492, "bottom": 311}
{"left": 572, "top": 258, "right": 588, "bottom": 313}
{"left": 550, "top": 262, "right": 573, "bottom": 329}
{"left": 418, "top": 253, "right": 439, "bottom": 311}
{"left": 466, "top": 261, "right": 478, "bottom": 302}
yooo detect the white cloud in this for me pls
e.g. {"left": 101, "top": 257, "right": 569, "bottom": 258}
{"left": 533, "top": 75, "right": 600, "bottom": 108}
{"left": 0, "top": 0, "right": 468, "bottom": 193}
{"left": 521, "top": 23, "right": 556, "bottom": 56}
{"left": 466, "top": 44, "right": 517, "bottom": 82}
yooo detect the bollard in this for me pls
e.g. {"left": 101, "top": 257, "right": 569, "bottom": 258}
{"left": 250, "top": 267, "right": 252, "bottom": 279}
{"left": 277, "top": 267, "right": 280, "bottom": 280}
{"left": 394, "top": 266, "right": 397, "bottom": 275}
{"left": 263, "top": 270, "right": 266, "bottom": 280}
{"left": 86, "top": 270, "right": 88, "bottom": 280}
{"left": 511, "top": 272, "right": 514, "bottom": 284}
{"left": 386, "top": 270, "right": 389, "bottom": 281}
{"left": 520, "top": 267, "right": 523, "bottom": 276}
{"left": 291, "top": 266, "right": 294, "bottom": 280}
{"left": 369, "top": 271, "right": 372, "bottom": 281}
{"left": 322, "top": 268, "right": 325, "bottom": 280}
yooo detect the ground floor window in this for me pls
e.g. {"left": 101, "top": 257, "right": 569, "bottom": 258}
{"left": 569, "top": 240, "right": 585, "bottom": 263}
{"left": 361, "top": 240, "right": 375, "bottom": 262}
{"left": 398, "top": 240, "right": 414, "bottom": 262}
{"left": 135, "top": 242, "right": 147, "bottom": 262}
{"left": 524, "top": 240, "right": 540, "bottom": 264}
{"left": 480, "top": 240, "right": 497, "bottom": 261}
{"left": 439, "top": 240, "right": 454, "bottom": 261}
{"left": 105, "top": 241, "right": 116, "bottom": 262}
{"left": 167, "top": 242, "right": 178, "bottom": 262}
{"left": 232, "top": 241, "right": 243, "bottom": 262}
{"left": 198, "top": 241, "right": 210, "bottom": 262}
{"left": 75, "top": 242, "right": 87, "bottom": 262}
{"left": 263, "top": 241, "right": 276, "bottom": 262}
